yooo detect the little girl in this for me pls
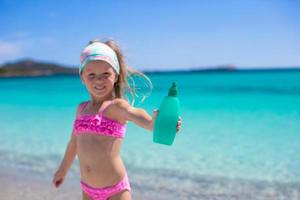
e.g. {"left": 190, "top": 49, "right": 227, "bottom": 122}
{"left": 52, "top": 39, "right": 182, "bottom": 200}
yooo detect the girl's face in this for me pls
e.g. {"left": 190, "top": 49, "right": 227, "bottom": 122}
{"left": 80, "top": 60, "right": 118, "bottom": 99}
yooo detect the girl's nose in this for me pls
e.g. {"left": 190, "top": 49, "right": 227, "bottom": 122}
{"left": 95, "top": 75, "right": 105, "bottom": 82}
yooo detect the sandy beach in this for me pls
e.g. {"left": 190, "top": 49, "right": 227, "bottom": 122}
{"left": 0, "top": 166, "right": 152, "bottom": 200}
{"left": 1, "top": 165, "right": 300, "bottom": 200}
{"left": 0, "top": 170, "right": 148, "bottom": 200}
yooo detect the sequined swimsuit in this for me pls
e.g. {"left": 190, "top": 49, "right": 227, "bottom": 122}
{"left": 73, "top": 100, "right": 127, "bottom": 138}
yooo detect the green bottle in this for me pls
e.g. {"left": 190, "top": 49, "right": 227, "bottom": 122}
{"left": 153, "top": 82, "right": 181, "bottom": 146}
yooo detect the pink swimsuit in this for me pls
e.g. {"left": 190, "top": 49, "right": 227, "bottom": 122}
{"left": 73, "top": 100, "right": 131, "bottom": 200}
{"left": 73, "top": 101, "right": 127, "bottom": 138}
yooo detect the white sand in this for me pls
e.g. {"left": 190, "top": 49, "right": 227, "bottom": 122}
{"left": 0, "top": 172, "right": 81, "bottom": 200}
{"left": 0, "top": 171, "right": 150, "bottom": 200}
{"left": 1, "top": 167, "right": 299, "bottom": 200}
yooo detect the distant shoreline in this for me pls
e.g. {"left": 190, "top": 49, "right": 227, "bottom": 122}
{"left": 2, "top": 69, "right": 300, "bottom": 79}
{"left": 0, "top": 59, "right": 77, "bottom": 78}
{"left": 1, "top": 59, "right": 299, "bottom": 78}
{"left": 144, "top": 67, "right": 300, "bottom": 74}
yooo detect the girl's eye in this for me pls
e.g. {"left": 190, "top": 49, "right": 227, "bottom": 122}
{"left": 104, "top": 73, "right": 110, "bottom": 77}
{"left": 88, "top": 74, "right": 95, "bottom": 78}
{"left": 87, "top": 73, "right": 111, "bottom": 80}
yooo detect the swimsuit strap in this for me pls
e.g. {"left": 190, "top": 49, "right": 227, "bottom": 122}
{"left": 80, "top": 101, "right": 89, "bottom": 113}
{"left": 98, "top": 100, "right": 113, "bottom": 116}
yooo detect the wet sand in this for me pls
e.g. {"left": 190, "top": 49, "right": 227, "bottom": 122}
{"left": 1, "top": 166, "right": 300, "bottom": 200}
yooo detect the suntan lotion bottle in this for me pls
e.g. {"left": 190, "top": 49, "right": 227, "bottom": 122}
{"left": 153, "top": 82, "right": 181, "bottom": 146}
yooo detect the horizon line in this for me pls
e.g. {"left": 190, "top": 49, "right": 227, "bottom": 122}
{"left": 1, "top": 58, "right": 300, "bottom": 72}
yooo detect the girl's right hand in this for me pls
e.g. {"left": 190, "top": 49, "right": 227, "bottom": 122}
{"left": 52, "top": 169, "right": 66, "bottom": 188}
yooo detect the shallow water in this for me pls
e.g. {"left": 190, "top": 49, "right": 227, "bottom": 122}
{"left": 1, "top": 70, "right": 300, "bottom": 198}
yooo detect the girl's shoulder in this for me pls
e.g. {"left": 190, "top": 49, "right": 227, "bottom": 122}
{"left": 111, "top": 98, "right": 132, "bottom": 110}
{"left": 110, "top": 98, "right": 133, "bottom": 121}
{"left": 75, "top": 101, "right": 89, "bottom": 116}
{"left": 104, "top": 98, "right": 129, "bottom": 124}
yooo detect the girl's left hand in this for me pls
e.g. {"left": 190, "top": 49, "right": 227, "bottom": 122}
{"left": 176, "top": 116, "right": 182, "bottom": 133}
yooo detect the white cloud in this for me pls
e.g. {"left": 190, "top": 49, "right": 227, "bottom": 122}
{"left": 0, "top": 33, "right": 59, "bottom": 64}
{"left": 0, "top": 40, "right": 23, "bottom": 61}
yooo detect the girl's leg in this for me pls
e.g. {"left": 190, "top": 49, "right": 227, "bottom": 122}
{"left": 82, "top": 190, "right": 93, "bottom": 200}
{"left": 108, "top": 190, "right": 131, "bottom": 200}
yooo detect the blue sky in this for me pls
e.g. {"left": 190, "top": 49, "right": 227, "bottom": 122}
{"left": 0, "top": 0, "right": 299, "bottom": 70}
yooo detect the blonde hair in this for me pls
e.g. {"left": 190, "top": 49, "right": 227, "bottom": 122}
{"left": 86, "top": 38, "right": 152, "bottom": 105}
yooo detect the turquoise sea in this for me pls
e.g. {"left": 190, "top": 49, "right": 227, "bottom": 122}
{"left": 1, "top": 70, "right": 300, "bottom": 199}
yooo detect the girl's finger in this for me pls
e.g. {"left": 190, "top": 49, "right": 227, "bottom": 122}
{"left": 153, "top": 109, "right": 159, "bottom": 117}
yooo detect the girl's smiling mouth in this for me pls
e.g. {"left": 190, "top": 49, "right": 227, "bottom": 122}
{"left": 94, "top": 86, "right": 105, "bottom": 92}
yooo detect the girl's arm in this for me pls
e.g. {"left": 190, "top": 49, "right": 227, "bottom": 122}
{"left": 55, "top": 103, "right": 82, "bottom": 174}
{"left": 53, "top": 103, "right": 84, "bottom": 188}
{"left": 56, "top": 133, "right": 77, "bottom": 174}
{"left": 53, "top": 133, "right": 77, "bottom": 188}
{"left": 114, "top": 99, "right": 158, "bottom": 131}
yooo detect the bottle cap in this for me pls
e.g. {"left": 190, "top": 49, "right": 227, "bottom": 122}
{"left": 168, "top": 82, "right": 178, "bottom": 97}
